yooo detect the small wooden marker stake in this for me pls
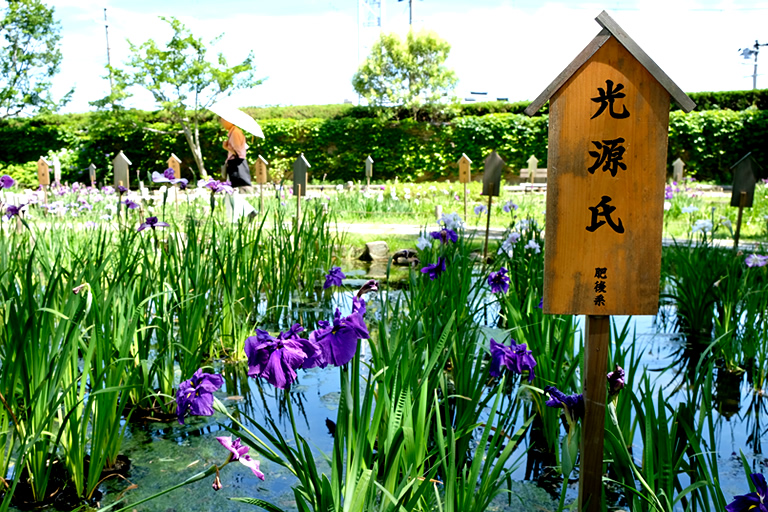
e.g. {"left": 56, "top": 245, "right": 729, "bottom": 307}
{"left": 481, "top": 150, "right": 504, "bottom": 259}
{"left": 37, "top": 157, "right": 50, "bottom": 203}
{"left": 524, "top": 10, "right": 695, "bottom": 512}
{"left": 88, "top": 163, "right": 97, "bottom": 187}
{"left": 292, "top": 153, "right": 310, "bottom": 198}
{"left": 365, "top": 155, "right": 374, "bottom": 189}
{"left": 254, "top": 155, "right": 268, "bottom": 212}
{"left": 672, "top": 157, "right": 685, "bottom": 183}
{"left": 730, "top": 152, "right": 761, "bottom": 249}
{"left": 167, "top": 153, "right": 182, "bottom": 179}
{"left": 113, "top": 151, "right": 132, "bottom": 190}
{"left": 527, "top": 155, "right": 538, "bottom": 184}
{"left": 458, "top": 153, "right": 472, "bottom": 220}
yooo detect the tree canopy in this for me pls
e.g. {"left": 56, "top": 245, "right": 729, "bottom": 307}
{"left": 352, "top": 30, "right": 458, "bottom": 111}
{"left": 0, "top": 0, "right": 71, "bottom": 118}
{"left": 99, "top": 16, "right": 261, "bottom": 177}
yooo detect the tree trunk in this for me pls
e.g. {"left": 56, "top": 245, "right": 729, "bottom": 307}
{"left": 180, "top": 119, "right": 207, "bottom": 178}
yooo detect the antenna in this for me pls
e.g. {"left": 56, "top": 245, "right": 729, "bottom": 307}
{"left": 739, "top": 40, "right": 768, "bottom": 90}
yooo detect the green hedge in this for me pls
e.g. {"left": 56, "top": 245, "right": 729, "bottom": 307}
{"left": 0, "top": 108, "right": 765, "bottom": 186}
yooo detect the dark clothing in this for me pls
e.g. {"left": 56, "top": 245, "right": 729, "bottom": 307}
{"left": 226, "top": 157, "right": 252, "bottom": 187}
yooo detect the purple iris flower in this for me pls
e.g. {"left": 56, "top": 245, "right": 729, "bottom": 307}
{"left": 4, "top": 204, "right": 23, "bottom": 219}
{"left": 215, "top": 436, "right": 265, "bottom": 480}
{"left": 0, "top": 174, "right": 15, "bottom": 188}
{"left": 502, "top": 201, "right": 518, "bottom": 213}
{"left": 244, "top": 325, "right": 319, "bottom": 389}
{"left": 544, "top": 385, "right": 585, "bottom": 422}
{"left": 137, "top": 216, "right": 169, "bottom": 232}
{"left": 489, "top": 338, "right": 537, "bottom": 382}
{"left": 746, "top": 254, "right": 768, "bottom": 268}
{"left": 176, "top": 178, "right": 189, "bottom": 190}
{"left": 164, "top": 168, "right": 175, "bottom": 180}
{"left": 607, "top": 365, "right": 626, "bottom": 396}
{"left": 487, "top": 267, "right": 510, "bottom": 294}
{"left": 324, "top": 266, "right": 346, "bottom": 289}
{"left": 117, "top": 185, "right": 128, "bottom": 194}
{"left": 420, "top": 257, "right": 447, "bottom": 281}
{"left": 474, "top": 204, "right": 487, "bottom": 216}
{"left": 537, "top": 298, "right": 543, "bottom": 309}
{"left": 307, "top": 308, "right": 369, "bottom": 368}
{"left": 429, "top": 228, "right": 458, "bottom": 244}
{"left": 123, "top": 199, "right": 140, "bottom": 209}
{"left": 726, "top": 473, "right": 768, "bottom": 512}
{"left": 175, "top": 369, "right": 224, "bottom": 424}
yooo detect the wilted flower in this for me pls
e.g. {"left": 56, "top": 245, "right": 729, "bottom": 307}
{"left": 544, "top": 385, "right": 585, "bottom": 422}
{"left": 356, "top": 279, "right": 378, "bottom": 298}
{"left": 0, "top": 174, "right": 15, "bottom": 188}
{"left": 416, "top": 235, "right": 431, "bottom": 251}
{"left": 215, "top": 436, "right": 266, "bottom": 481}
{"left": 420, "top": 256, "right": 447, "bottom": 280}
{"left": 489, "top": 338, "right": 536, "bottom": 382}
{"left": 307, "top": 308, "right": 369, "bottom": 368}
{"left": 324, "top": 266, "right": 346, "bottom": 289}
{"left": 137, "top": 216, "right": 169, "bottom": 231}
{"left": 607, "top": 365, "right": 625, "bottom": 397}
{"left": 487, "top": 267, "right": 510, "bottom": 294}
{"left": 175, "top": 369, "right": 224, "bottom": 424}
{"left": 429, "top": 228, "right": 458, "bottom": 244}
{"left": 746, "top": 254, "right": 768, "bottom": 268}
{"left": 726, "top": 473, "right": 768, "bottom": 512}
{"left": 474, "top": 204, "right": 487, "bottom": 216}
{"left": 245, "top": 325, "right": 319, "bottom": 389}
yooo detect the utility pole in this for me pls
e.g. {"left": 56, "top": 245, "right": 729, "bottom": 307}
{"left": 104, "top": 8, "right": 113, "bottom": 92}
{"left": 398, "top": 0, "right": 413, "bottom": 25}
{"left": 740, "top": 40, "right": 768, "bottom": 89}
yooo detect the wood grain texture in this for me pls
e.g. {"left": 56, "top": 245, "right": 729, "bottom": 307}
{"left": 37, "top": 158, "right": 50, "bottom": 186}
{"left": 543, "top": 36, "right": 668, "bottom": 315}
{"left": 579, "top": 315, "right": 611, "bottom": 512}
{"left": 254, "top": 155, "right": 268, "bottom": 185}
{"left": 458, "top": 154, "right": 472, "bottom": 184}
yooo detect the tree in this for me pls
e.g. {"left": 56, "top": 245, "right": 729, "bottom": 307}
{"left": 352, "top": 30, "right": 457, "bottom": 111}
{"left": 0, "top": 0, "right": 71, "bottom": 118}
{"left": 101, "top": 17, "right": 261, "bottom": 177}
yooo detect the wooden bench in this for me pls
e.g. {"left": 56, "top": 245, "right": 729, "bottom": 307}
{"left": 518, "top": 168, "right": 548, "bottom": 191}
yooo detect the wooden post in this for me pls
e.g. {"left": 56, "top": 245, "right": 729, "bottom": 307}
{"left": 523, "top": 11, "right": 696, "bottom": 512}
{"left": 527, "top": 155, "right": 538, "bottom": 184}
{"left": 458, "top": 153, "right": 472, "bottom": 220}
{"left": 482, "top": 194, "right": 493, "bottom": 260}
{"left": 734, "top": 191, "right": 747, "bottom": 249}
{"left": 435, "top": 204, "right": 442, "bottom": 222}
{"left": 296, "top": 184, "right": 302, "bottom": 237}
{"left": 37, "top": 157, "right": 50, "bottom": 203}
{"left": 254, "top": 155, "right": 268, "bottom": 212}
{"left": 365, "top": 155, "right": 373, "bottom": 190}
{"left": 672, "top": 157, "right": 685, "bottom": 183}
{"left": 88, "top": 163, "right": 97, "bottom": 187}
{"left": 481, "top": 151, "right": 503, "bottom": 259}
{"left": 580, "top": 315, "right": 611, "bottom": 511}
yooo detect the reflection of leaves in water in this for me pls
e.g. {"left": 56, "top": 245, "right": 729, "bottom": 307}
{"left": 744, "top": 392, "right": 766, "bottom": 455}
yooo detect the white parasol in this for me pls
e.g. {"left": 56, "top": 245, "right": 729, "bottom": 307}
{"left": 208, "top": 102, "right": 264, "bottom": 139}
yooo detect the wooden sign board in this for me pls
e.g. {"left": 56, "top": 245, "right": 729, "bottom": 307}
{"left": 525, "top": 12, "right": 695, "bottom": 317}
{"left": 167, "top": 153, "right": 182, "bottom": 179}
{"left": 254, "top": 155, "right": 268, "bottom": 184}
{"left": 730, "top": 152, "right": 760, "bottom": 208}
{"left": 113, "top": 151, "right": 132, "bottom": 189}
{"left": 52, "top": 155, "right": 62, "bottom": 184}
{"left": 481, "top": 151, "right": 503, "bottom": 196}
{"left": 365, "top": 155, "right": 374, "bottom": 178}
{"left": 37, "top": 157, "right": 50, "bottom": 186}
{"left": 88, "top": 163, "right": 97, "bottom": 185}
{"left": 292, "top": 153, "right": 310, "bottom": 196}
{"left": 672, "top": 157, "right": 685, "bottom": 183}
{"left": 458, "top": 153, "right": 472, "bottom": 183}
{"left": 527, "top": 155, "right": 539, "bottom": 184}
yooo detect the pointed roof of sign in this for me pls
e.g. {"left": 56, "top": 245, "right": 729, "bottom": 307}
{"left": 167, "top": 153, "right": 181, "bottom": 164}
{"left": 366, "top": 155, "right": 374, "bottom": 164}
{"left": 256, "top": 154, "right": 268, "bottom": 165}
{"left": 458, "top": 153, "right": 472, "bottom": 164}
{"left": 524, "top": 10, "right": 696, "bottom": 116}
{"left": 88, "top": 163, "right": 97, "bottom": 170}
{"left": 527, "top": 155, "right": 539, "bottom": 165}
{"left": 293, "top": 153, "right": 310, "bottom": 169}
{"left": 38, "top": 156, "right": 50, "bottom": 165}
{"left": 113, "top": 151, "right": 132, "bottom": 166}
{"left": 730, "top": 152, "right": 761, "bottom": 171}
{"left": 484, "top": 150, "right": 504, "bottom": 167}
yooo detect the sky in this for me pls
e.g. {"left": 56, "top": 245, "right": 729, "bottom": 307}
{"left": 46, "top": 0, "right": 768, "bottom": 113}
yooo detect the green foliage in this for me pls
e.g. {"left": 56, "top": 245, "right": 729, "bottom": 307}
{"left": 352, "top": 30, "right": 457, "bottom": 111}
{"left": 676, "top": 89, "right": 768, "bottom": 111}
{"left": 0, "top": 160, "right": 37, "bottom": 187}
{"left": 100, "top": 16, "right": 261, "bottom": 176}
{"left": 0, "top": 0, "right": 71, "bottom": 118}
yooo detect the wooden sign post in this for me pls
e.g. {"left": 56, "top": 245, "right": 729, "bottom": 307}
{"left": 293, "top": 153, "right": 310, "bottom": 225}
{"left": 113, "top": 151, "right": 132, "bottom": 189}
{"left": 37, "top": 157, "right": 50, "bottom": 203}
{"left": 88, "top": 163, "right": 97, "bottom": 187}
{"left": 254, "top": 155, "right": 268, "bottom": 212}
{"left": 365, "top": 155, "right": 374, "bottom": 189}
{"left": 167, "top": 153, "right": 182, "bottom": 179}
{"left": 524, "top": 11, "right": 695, "bottom": 512}
{"left": 730, "top": 152, "right": 761, "bottom": 249}
{"left": 527, "top": 155, "right": 538, "bottom": 184}
{"left": 672, "top": 157, "right": 685, "bottom": 183}
{"left": 458, "top": 153, "right": 472, "bottom": 220}
{"left": 481, "top": 150, "right": 504, "bottom": 259}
